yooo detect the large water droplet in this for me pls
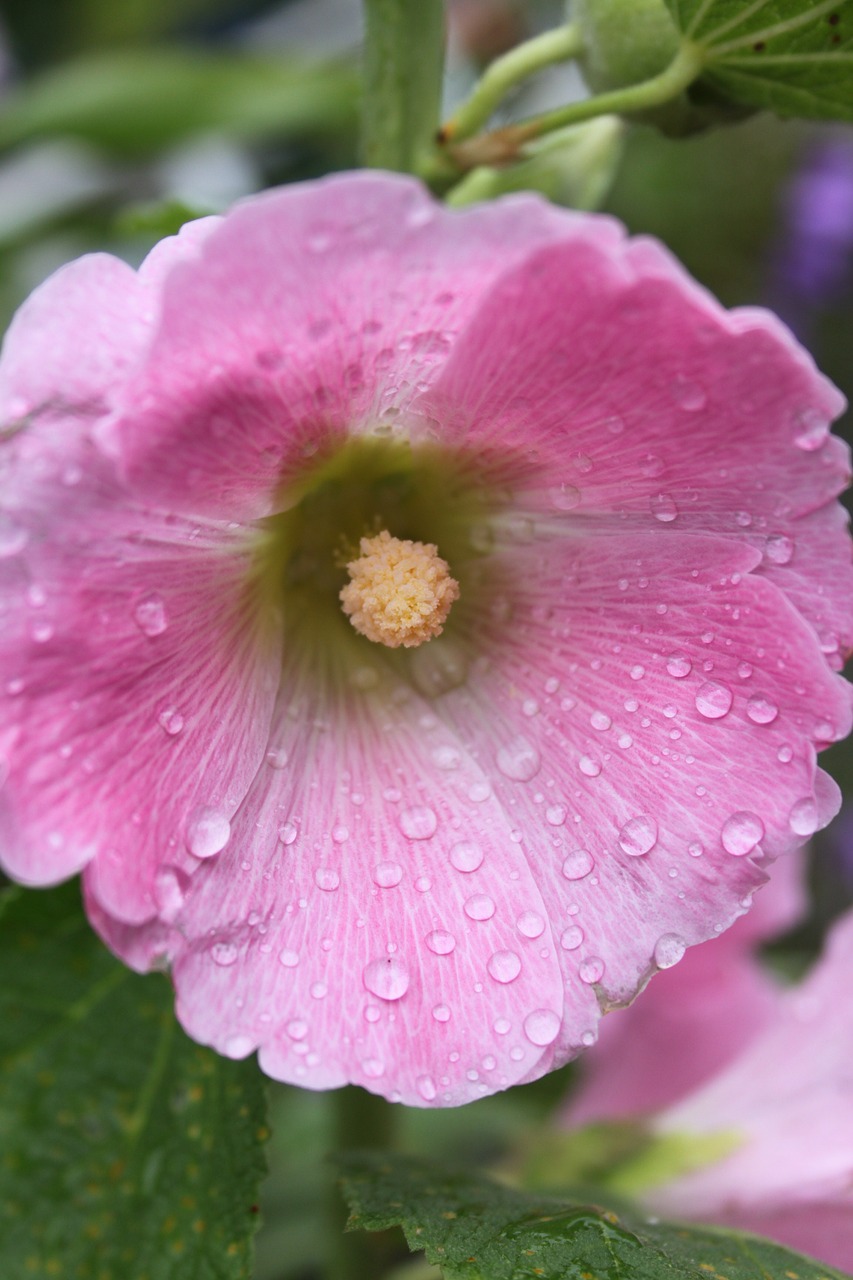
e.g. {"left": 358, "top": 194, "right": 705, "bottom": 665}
{"left": 560, "top": 925, "right": 584, "bottom": 950}
{"left": 523, "top": 1009, "right": 560, "bottom": 1046}
{"left": 211, "top": 941, "right": 239, "bottom": 967}
{"left": 666, "top": 653, "right": 692, "bottom": 679}
{"left": 695, "top": 680, "right": 733, "bottom": 719}
{"left": 278, "top": 949, "right": 299, "bottom": 967}
{"left": 562, "top": 848, "right": 594, "bottom": 880}
{"left": 314, "top": 867, "right": 340, "bottom": 891}
{"left": 449, "top": 841, "right": 484, "bottom": 872}
{"left": 578, "top": 956, "right": 605, "bottom": 984}
{"left": 186, "top": 805, "right": 231, "bottom": 859}
{"left": 496, "top": 737, "right": 541, "bottom": 782}
{"left": 516, "top": 911, "right": 545, "bottom": 939}
{"left": 578, "top": 756, "right": 601, "bottom": 778}
{"left": 279, "top": 821, "right": 298, "bottom": 845}
{"left": 764, "top": 534, "right": 794, "bottom": 565}
{"left": 546, "top": 804, "right": 567, "bottom": 826}
{"left": 426, "top": 929, "right": 456, "bottom": 955}
{"left": 363, "top": 956, "right": 410, "bottom": 1001}
{"left": 789, "top": 796, "right": 820, "bottom": 836}
{"left": 487, "top": 950, "right": 521, "bottom": 983}
{"left": 550, "top": 483, "right": 581, "bottom": 510}
{"left": 721, "top": 811, "right": 764, "bottom": 856}
{"left": 746, "top": 696, "right": 779, "bottom": 725}
{"left": 651, "top": 493, "right": 678, "bottom": 523}
{"left": 373, "top": 861, "right": 403, "bottom": 887}
{"left": 618, "top": 815, "right": 658, "bottom": 857}
{"left": 432, "top": 1003, "right": 450, "bottom": 1022}
{"left": 653, "top": 933, "right": 686, "bottom": 969}
{"left": 134, "top": 593, "right": 168, "bottom": 637}
{"left": 399, "top": 806, "right": 437, "bottom": 840}
{"left": 464, "top": 894, "right": 496, "bottom": 921}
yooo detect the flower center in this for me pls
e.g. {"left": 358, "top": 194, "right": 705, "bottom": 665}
{"left": 340, "top": 530, "right": 460, "bottom": 648}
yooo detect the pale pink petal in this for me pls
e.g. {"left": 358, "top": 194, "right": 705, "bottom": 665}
{"left": 168, "top": 657, "right": 577, "bottom": 1106}
{"left": 563, "top": 852, "right": 806, "bottom": 1123}
{"left": 414, "top": 234, "right": 851, "bottom": 665}
{"left": 715, "top": 1203, "right": 853, "bottom": 1273}
{"left": 107, "top": 173, "right": 614, "bottom": 520}
{"left": 651, "top": 910, "right": 853, "bottom": 1220}
{"left": 0, "top": 491, "right": 279, "bottom": 914}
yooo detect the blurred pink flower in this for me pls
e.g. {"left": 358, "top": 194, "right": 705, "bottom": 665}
{"left": 567, "top": 869, "right": 853, "bottom": 1270}
{"left": 0, "top": 172, "right": 851, "bottom": 1105}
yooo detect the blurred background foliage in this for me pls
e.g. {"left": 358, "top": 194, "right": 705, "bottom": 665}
{"left": 0, "top": 2, "right": 851, "bottom": 1277}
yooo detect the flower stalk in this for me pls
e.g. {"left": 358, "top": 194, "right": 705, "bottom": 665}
{"left": 361, "top": 0, "right": 446, "bottom": 173}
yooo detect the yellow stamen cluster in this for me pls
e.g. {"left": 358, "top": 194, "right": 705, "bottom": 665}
{"left": 340, "top": 530, "right": 460, "bottom": 648}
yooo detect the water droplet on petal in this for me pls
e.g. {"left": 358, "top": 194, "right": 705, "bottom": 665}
{"left": 746, "top": 696, "right": 779, "bottom": 725}
{"left": 223, "top": 1034, "right": 254, "bottom": 1059}
{"left": 373, "top": 861, "right": 403, "bottom": 887}
{"left": 590, "top": 710, "right": 611, "bottom": 731}
{"left": 721, "top": 811, "right": 764, "bottom": 856}
{"left": 158, "top": 705, "right": 184, "bottom": 735}
{"left": 578, "top": 755, "right": 601, "bottom": 778}
{"left": 545, "top": 804, "right": 566, "bottom": 826}
{"left": 651, "top": 493, "right": 678, "bottom": 523}
{"left": 362, "top": 1058, "right": 385, "bottom": 1078}
{"left": 314, "top": 867, "right": 340, "bottom": 891}
{"left": 765, "top": 535, "right": 794, "bottom": 565}
{"left": 154, "top": 866, "right": 186, "bottom": 920}
{"left": 560, "top": 925, "right": 584, "bottom": 950}
{"left": 653, "top": 934, "right": 686, "bottom": 969}
{"left": 426, "top": 929, "right": 456, "bottom": 955}
{"left": 516, "top": 911, "right": 545, "bottom": 939}
{"left": 286, "top": 1018, "right": 308, "bottom": 1040}
{"left": 618, "top": 815, "right": 658, "bottom": 857}
{"left": 496, "top": 737, "right": 541, "bottom": 782}
{"left": 794, "top": 408, "right": 829, "bottom": 451}
{"left": 666, "top": 653, "right": 692, "bottom": 678}
{"left": 578, "top": 956, "right": 605, "bottom": 984}
{"left": 550, "top": 483, "right": 581, "bottom": 510}
{"left": 449, "top": 841, "right": 484, "bottom": 872}
{"left": 279, "top": 821, "right": 298, "bottom": 845}
{"left": 562, "top": 849, "right": 594, "bottom": 880}
{"left": 672, "top": 376, "right": 706, "bottom": 410}
{"left": 417, "top": 1074, "right": 437, "bottom": 1101}
{"left": 278, "top": 949, "right": 299, "bottom": 967}
{"left": 464, "top": 894, "right": 496, "bottom": 921}
{"left": 523, "top": 1009, "right": 561, "bottom": 1046}
{"left": 487, "top": 950, "right": 522, "bottom": 983}
{"left": 695, "top": 680, "right": 733, "bottom": 719}
{"left": 432, "top": 1003, "right": 450, "bottom": 1022}
{"left": 211, "top": 941, "right": 239, "bottom": 967}
{"left": 789, "top": 796, "right": 820, "bottom": 836}
{"left": 133, "top": 594, "right": 168, "bottom": 636}
{"left": 186, "top": 805, "right": 231, "bottom": 859}
{"left": 363, "top": 956, "right": 410, "bottom": 1000}
{"left": 399, "top": 806, "right": 437, "bottom": 840}
{"left": 266, "top": 746, "right": 289, "bottom": 768}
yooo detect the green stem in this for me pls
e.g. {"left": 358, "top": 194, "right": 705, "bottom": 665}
{"left": 361, "top": 0, "right": 445, "bottom": 172}
{"left": 440, "top": 38, "right": 704, "bottom": 174}
{"left": 327, "top": 1086, "right": 400, "bottom": 1280}
{"left": 442, "top": 22, "right": 584, "bottom": 143}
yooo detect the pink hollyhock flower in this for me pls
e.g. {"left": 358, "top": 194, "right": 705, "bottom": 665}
{"left": 0, "top": 172, "right": 851, "bottom": 1106}
{"left": 566, "top": 878, "right": 853, "bottom": 1270}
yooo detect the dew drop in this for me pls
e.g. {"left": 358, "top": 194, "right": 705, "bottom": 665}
{"left": 373, "top": 861, "right": 403, "bottom": 887}
{"left": 279, "top": 821, "right": 298, "bottom": 845}
{"left": 560, "top": 925, "right": 584, "bottom": 950}
{"left": 578, "top": 755, "right": 601, "bottom": 778}
{"left": 426, "top": 929, "right": 456, "bottom": 955}
{"left": 746, "top": 696, "right": 779, "bottom": 725}
{"left": 286, "top": 1018, "right": 308, "bottom": 1040}
{"left": 0, "top": 516, "right": 28, "bottom": 558}
{"left": 721, "top": 811, "right": 764, "bottom": 856}
{"left": 133, "top": 593, "right": 168, "bottom": 637}
{"left": 278, "top": 949, "right": 299, "bottom": 968}
{"left": 464, "top": 894, "right": 496, "bottom": 921}
{"left": 653, "top": 934, "right": 686, "bottom": 969}
{"left": 578, "top": 956, "right": 605, "bottom": 984}
{"left": 590, "top": 710, "right": 612, "bottom": 731}
{"left": 432, "top": 1003, "right": 451, "bottom": 1022}
{"left": 789, "top": 796, "right": 820, "bottom": 836}
{"left": 523, "top": 1009, "right": 561, "bottom": 1046}
{"left": 432, "top": 745, "right": 461, "bottom": 770}
{"left": 562, "top": 848, "right": 594, "bottom": 880}
{"left": 223, "top": 1035, "right": 254, "bottom": 1059}
{"left": 266, "top": 746, "right": 289, "bottom": 768}
{"left": 493, "top": 1016, "right": 511, "bottom": 1035}
{"left": 695, "top": 680, "right": 733, "bottom": 719}
{"left": 399, "top": 805, "right": 437, "bottom": 839}
{"left": 362, "top": 1058, "right": 385, "bottom": 1079}
{"left": 449, "top": 840, "right": 483, "bottom": 872}
{"left": 545, "top": 804, "right": 567, "bottom": 827}
{"left": 765, "top": 534, "right": 794, "bottom": 565}
{"left": 314, "top": 867, "right": 340, "bottom": 891}
{"left": 550, "top": 483, "right": 581, "bottom": 510}
{"left": 211, "top": 941, "right": 238, "bottom": 967}
{"left": 794, "top": 408, "right": 828, "bottom": 451}
{"left": 672, "top": 376, "right": 706, "bottom": 410}
{"left": 618, "top": 814, "right": 658, "bottom": 857}
{"left": 363, "top": 956, "right": 410, "bottom": 1000}
{"left": 417, "top": 1075, "right": 437, "bottom": 1101}
{"left": 496, "top": 737, "right": 541, "bottom": 782}
{"left": 516, "top": 911, "right": 545, "bottom": 939}
{"left": 186, "top": 805, "right": 231, "bottom": 859}
{"left": 158, "top": 705, "right": 184, "bottom": 735}
{"left": 487, "top": 950, "right": 522, "bottom": 983}
{"left": 666, "top": 653, "right": 692, "bottom": 678}
{"left": 651, "top": 493, "right": 678, "bottom": 523}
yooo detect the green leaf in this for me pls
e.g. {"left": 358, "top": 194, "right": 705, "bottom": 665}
{"left": 0, "top": 49, "right": 359, "bottom": 157}
{"left": 339, "top": 1152, "right": 851, "bottom": 1280}
{"left": 0, "top": 882, "right": 268, "bottom": 1280}
{"left": 666, "top": 0, "right": 853, "bottom": 120}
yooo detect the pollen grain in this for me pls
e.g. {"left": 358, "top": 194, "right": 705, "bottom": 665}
{"left": 340, "top": 529, "right": 459, "bottom": 648}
